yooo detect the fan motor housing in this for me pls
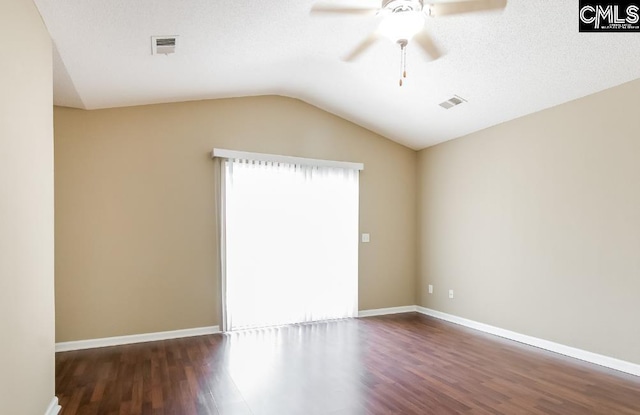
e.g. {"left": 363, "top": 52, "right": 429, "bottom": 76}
{"left": 382, "top": 0, "right": 424, "bottom": 13}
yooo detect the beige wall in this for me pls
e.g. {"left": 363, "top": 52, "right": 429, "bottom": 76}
{"left": 54, "top": 97, "right": 417, "bottom": 342}
{"left": 0, "top": 0, "right": 55, "bottom": 413}
{"left": 417, "top": 79, "right": 640, "bottom": 364}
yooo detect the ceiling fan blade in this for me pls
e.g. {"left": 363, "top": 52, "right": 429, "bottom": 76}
{"left": 427, "top": 0, "right": 507, "bottom": 17}
{"left": 343, "top": 33, "right": 380, "bottom": 61}
{"left": 413, "top": 30, "right": 444, "bottom": 60}
{"left": 311, "top": 4, "right": 379, "bottom": 16}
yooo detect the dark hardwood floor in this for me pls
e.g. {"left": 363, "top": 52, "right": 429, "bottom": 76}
{"left": 55, "top": 313, "right": 640, "bottom": 415}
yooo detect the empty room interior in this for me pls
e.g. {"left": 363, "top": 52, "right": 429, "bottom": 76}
{"left": 2, "top": 0, "right": 640, "bottom": 414}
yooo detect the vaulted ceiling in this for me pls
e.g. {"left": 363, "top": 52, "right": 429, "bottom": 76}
{"left": 35, "top": 0, "right": 640, "bottom": 149}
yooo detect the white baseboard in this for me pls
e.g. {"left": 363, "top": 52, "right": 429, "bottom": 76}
{"left": 358, "top": 305, "right": 417, "bottom": 317}
{"left": 53, "top": 308, "right": 640, "bottom": 377}
{"left": 45, "top": 397, "right": 61, "bottom": 415}
{"left": 55, "top": 325, "right": 221, "bottom": 352}
{"left": 415, "top": 306, "right": 640, "bottom": 377}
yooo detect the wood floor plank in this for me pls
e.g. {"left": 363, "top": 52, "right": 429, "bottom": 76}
{"left": 56, "top": 313, "right": 640, "bottom": 414}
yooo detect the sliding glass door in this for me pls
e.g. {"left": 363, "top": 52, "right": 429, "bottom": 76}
{"left": 219, "top": 156, "right": 359, "bottom": 331}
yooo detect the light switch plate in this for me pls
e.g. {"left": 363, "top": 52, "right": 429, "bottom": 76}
{"left": 361, "top": 233, "right": 370, "bottom": 243}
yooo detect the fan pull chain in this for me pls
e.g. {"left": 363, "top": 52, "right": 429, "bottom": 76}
{"left": 399, "top": 40, "right": 408, "bottom": 87}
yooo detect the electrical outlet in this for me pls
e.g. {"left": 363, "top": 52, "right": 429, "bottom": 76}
{"left": 449, "top": 289, "right": 454, "bottom": 299}
{"left": 428, "top": 284, "right": 433, "bottom": 294}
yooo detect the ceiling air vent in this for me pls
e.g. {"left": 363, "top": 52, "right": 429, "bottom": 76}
{"left": 439, "top": 95, "right": 467, "bottom": 109}
{"left": 151, "top": 36, "right": 178, "bottom": 55}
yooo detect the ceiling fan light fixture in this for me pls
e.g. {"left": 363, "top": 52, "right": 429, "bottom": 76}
{"left": 378, "top": 11, "right": 425, "bottom": 42}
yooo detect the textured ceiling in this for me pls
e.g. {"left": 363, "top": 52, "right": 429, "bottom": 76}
{"left": 35, "top": 0, "right": 640, "bottom": 150}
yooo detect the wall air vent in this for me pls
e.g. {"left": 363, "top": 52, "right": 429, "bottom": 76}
{"left": 439, "top": 95, "right": 467, "bottom": 109}
{"left": 151, "top": 36, "right": 178, "bottom": 55}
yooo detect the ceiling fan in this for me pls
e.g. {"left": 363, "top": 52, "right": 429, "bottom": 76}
{"left": 311, "top": 0, "right": 507, "bottom": 86}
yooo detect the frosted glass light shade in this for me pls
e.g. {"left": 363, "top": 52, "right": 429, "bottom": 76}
{"left": 379, "top": 11, "right": 425, "bottom": 41}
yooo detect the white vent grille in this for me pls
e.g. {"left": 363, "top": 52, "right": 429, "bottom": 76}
{"left": 151, "top": 36, "right": 178, "bottom": 55}
{"left": 439, "top": 95, "right": 467, "bottom": 109}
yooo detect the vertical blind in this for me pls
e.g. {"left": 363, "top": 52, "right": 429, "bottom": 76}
{"left": 218, "top": 153, "right": 361, "bottom": 331}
